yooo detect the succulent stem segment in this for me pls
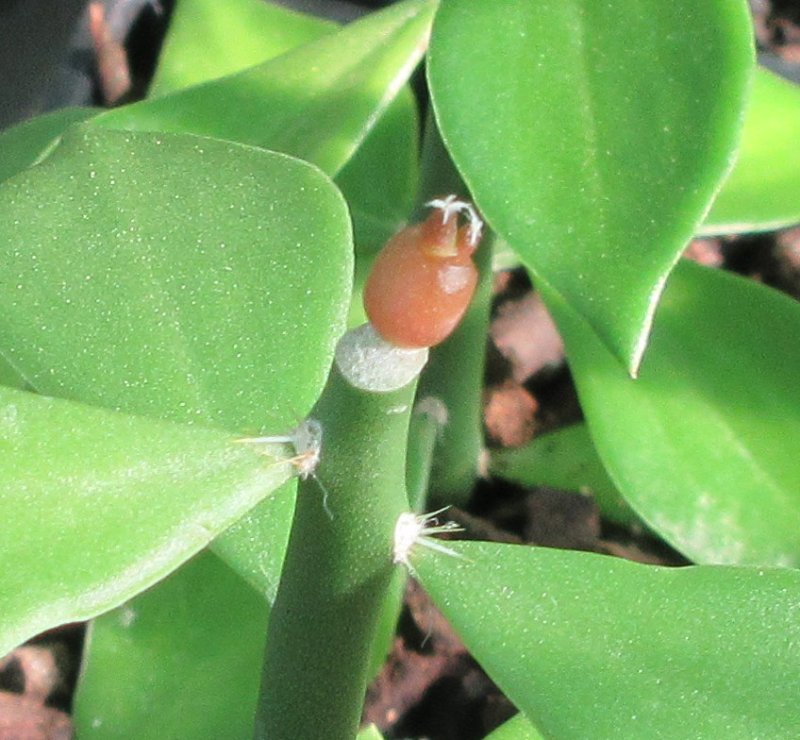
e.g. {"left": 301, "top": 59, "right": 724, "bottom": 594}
{"left": 413, "top": 113, "right": 495, "bottom": 506}
{"left": 255, "top": 325, "right": 426, "bottom": 740}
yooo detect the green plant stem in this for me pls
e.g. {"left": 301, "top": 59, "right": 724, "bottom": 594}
{"left": 419, "top": 240, "right": 493, "bottom": 506}
{"left": 405, "top": 396, "right": 447, "bottom": 511}
{"left": 255, "top": 325, "right": 425, "bottom": 739}
{"left": 415, "top": 110, "right": 494, "bottom": 506}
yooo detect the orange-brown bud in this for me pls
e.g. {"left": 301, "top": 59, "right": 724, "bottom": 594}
{"left": 363, "top": 197, "right": 482, "bottom": 348}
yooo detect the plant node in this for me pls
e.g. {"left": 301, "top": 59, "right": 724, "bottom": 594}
{"left": 335, "top": 323, "right": 428, "bottom": 392}
{"left": 393, "top": 508, "right": 463, "bottom": 574}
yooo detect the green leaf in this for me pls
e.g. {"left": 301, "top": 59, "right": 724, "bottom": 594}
{"left": 0, "top": 1, "right": 326, "bottom": 195}
{"left": 413, "top": 540, "right": 800, "bottom": 738}
{"left": 0, "top": 354, "right": 27, "bottom": 390}
{"left": 485, "top": 714, "right": 544, "bottom": 740}
{"left": 357, "top": 725, "right": 386, "bottom": 740}
{"left": 0, "top": 127, "right": 350, "bottom": 619}
{"left": 148, "top": 0, "right": 335, "bottom": 97}
{"left": 0, "top": 107, "right": 98, "bottom": 184}
{"left": 541, "top": 260, "right": 800, "bottom": 566}
{"left": 702, "top": 67, "right": 800, "bottom": 234}
{"left": 429, "top": 0, "right": 753, "bottom": 373}
{"left": 146, "top": 0, "right": 419, "bottom": 271}
{"left": 113, "top": 0, "right": 419, "bottom": 585}
{"left": 336, "top": 89, "right": 419, "bottom": 256}
{"left": 489, "top": 423, "right": 636, "bottom": 527}
{"left": 0, "top": 126, "right": 352, "bottom": 432}
{"left": 0, "top": 386, "right": 290, "bottom": 658}
{"left": 73, "top": 551, "right": 269, "bottom": 739}
{"left": 211, "top": 481, "right": 297, "bottom": 601}
{"left": 92, "top": 0, "right": 434, "bottom": 176}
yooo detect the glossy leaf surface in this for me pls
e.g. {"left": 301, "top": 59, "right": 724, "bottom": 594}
{"left": 0, "top": 357, "right": 26, "bottom": 389}
{"left": 74, "top": 551, "right": 268, "bottom": 739}
{"left": 0, "top": 127, "right": 350, "bottom": 639}
{"left": 0, "top": 127, "right": 352, "bottom": 432}
{"left": 489, "top": 424, "right": 635, "bottom": 526}
{"left": 429, "top": 0, "right": 753, "bottom": 373}
{"left": 541, "top": 261, "right": 800, "bottom": 566}
{"left": 146, "top": 0, "right": 419, "bottom": 258}
{"left": 336, "top": 90, "right": 419, "bottom": 257}
{"left": 93, "top": 0, "right": 434, "bottom": 177}
{"left": 0, "top": 387, "right": 290, "bottom": 658}
{"left": 413, "top": 540, "right": 800, "bottom": 738}
{"left": 485, "top": 714, "right": 544, "bottom": 740}
{"left": 702, "top": 67, "right": 800, "bottom": 234}
{"left": 0, "top": 107, "right": 98, "bottom": 184}
{"left": 133, "top": 0, "right": 418, "bottom": 587}
{"left": 148, "top": 0, "right": 334, "bottom": 97}
{"left": 210, "top": 482, "right": 296, "bottom": 601}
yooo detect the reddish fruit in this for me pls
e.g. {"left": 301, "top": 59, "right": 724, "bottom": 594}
{"left": 363, "top": 197, "right": 482, "bottom": 348}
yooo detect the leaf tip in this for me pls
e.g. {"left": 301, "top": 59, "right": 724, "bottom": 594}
{"left": 627, "top": 269, "right": 673, "bottom": 377}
